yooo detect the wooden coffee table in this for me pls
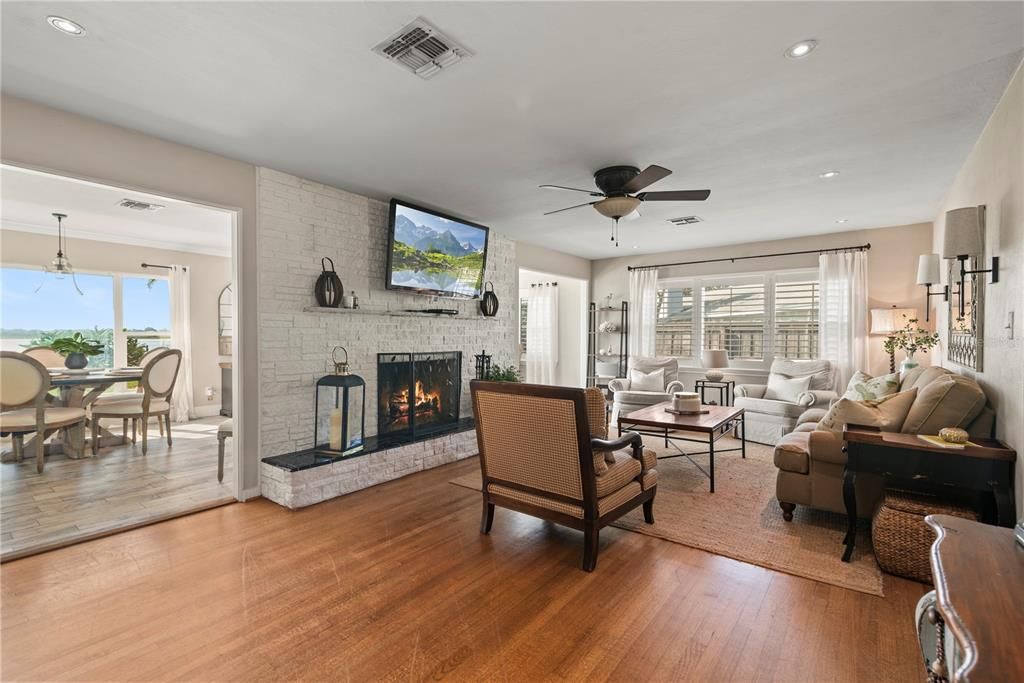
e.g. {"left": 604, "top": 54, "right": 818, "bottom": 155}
{"left": 618, "top": 402, "right": 745, "bottom": 493}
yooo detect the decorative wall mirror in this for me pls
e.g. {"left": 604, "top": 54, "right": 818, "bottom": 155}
{"left": 218, "top": 283, "right": 233, "bottom": 356}
{"left": 946, "top": 257, "right": 984, "bottom": 370}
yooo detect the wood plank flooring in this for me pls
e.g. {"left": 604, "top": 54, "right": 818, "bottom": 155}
{"left": 1, "top": 417, "right": 233, "bottom": 560}
{"left": 0, "top": 456, "right": 927, "bottom": 682}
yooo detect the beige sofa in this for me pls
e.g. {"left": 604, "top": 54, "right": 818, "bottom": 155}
{"left": 774, "top": 366, "right": 993, "bottom": 521}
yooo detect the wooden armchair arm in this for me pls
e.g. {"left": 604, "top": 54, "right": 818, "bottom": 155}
{"left": 591, "top": 431, "right": 643, "bottom": 462}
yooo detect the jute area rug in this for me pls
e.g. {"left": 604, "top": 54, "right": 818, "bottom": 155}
{"left": 450, "top": 434, "right": 883, "bottom": 596}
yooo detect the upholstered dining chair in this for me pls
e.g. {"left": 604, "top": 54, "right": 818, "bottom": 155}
{"left": 1, "top": 351, "right": 87, "bottom": 472}
{"left": 22, "top": 346, "right": 67, "bottom": 369}
{"left": 92, "top": 346, "right": 168, "bottom": 406}
{"left": 90, "top": 349, "right": 181, "bottom": 455}
{"left": 470, "top": 380, "right": 658, "bottom": 571}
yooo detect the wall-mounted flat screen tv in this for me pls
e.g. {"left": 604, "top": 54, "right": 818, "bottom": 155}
{"left": 385, "top": 199, "right": 489, "bottom": 298}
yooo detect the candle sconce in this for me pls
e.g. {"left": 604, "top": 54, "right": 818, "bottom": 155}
{"left": 314, "top": 346, "right": 365, "bottom": 457}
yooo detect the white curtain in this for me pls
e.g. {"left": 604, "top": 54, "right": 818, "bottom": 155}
{"left": 169, "top": 265, "right": 195, "bottom": 423}
{"left": 525, "top": 284, "right": 558, "bottom": 384}
{"left": 818, "top": 251, "right": 869, "bottom": 391}
{"left": 628, "top": 268, "right": 658, "bottom": 357}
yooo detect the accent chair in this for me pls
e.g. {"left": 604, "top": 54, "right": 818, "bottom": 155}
{"left": 470, "top": 380, "right": 658, "bottom": 571}
{"left": 608, "top": 356, "right": 685, "bottom": 426}
{"left": 734, "top": 359, "right": 837, "bottom": 445}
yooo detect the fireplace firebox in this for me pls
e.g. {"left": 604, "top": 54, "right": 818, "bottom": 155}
{"left": 377, "top": 352, "right": 462, "bottom": 440}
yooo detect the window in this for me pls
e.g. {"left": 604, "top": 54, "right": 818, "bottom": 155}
{"left": 655, "top": 285, "right": 694, "bottom": 357}
{"left": 0, "top": 266, "right": 171, "bottom": 370}
{"left": 655, "top": 268, "right": 818, "bottom": 369}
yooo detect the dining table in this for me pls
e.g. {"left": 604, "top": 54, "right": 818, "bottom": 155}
{"left": 2, "top": 368, "right": 145, "bottom": 461}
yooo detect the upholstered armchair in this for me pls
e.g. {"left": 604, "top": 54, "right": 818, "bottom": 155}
{"left": 470, "top": 381, "right": 658, "bottom": 571}
{"left": 734, "top": 359, "right": 837, "bottom": 445}
{"left": 608, "top": 356, "right": 685, "bottom": 425}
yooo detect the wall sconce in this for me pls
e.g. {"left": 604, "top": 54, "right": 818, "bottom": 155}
{"left": 915, "top": 254, "right": 948, "bottom": 323}
{"left": 942, "top": 205, "right": 999, "bottom": 318}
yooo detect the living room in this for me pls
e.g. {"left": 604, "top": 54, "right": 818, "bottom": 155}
{"left": 1, "top": 3, "right": 1021, "bottom": 681}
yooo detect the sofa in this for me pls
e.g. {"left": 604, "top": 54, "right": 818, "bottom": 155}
{"left": 734, "top": 359, "right": 837, "bottom": 446}
{"left": 774, "top": 366, "right": 993, "bottom": 521}
{"left": 608, "top": 356, "right": 685, "bottom": 425}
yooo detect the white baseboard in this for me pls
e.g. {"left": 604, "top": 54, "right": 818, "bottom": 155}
{"left": 239, "top": 486, "right": 261, "bottom": 501}
{"left": 193, "top": 405, "right": 225, "bottom": 418}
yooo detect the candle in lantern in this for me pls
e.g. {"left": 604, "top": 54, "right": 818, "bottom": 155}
{"left": 329, "top": 408, "right": 342, "bottom": 450}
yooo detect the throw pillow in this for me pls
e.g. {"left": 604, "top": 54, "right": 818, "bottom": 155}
{"left": 764, "top": 374, "right": 811, "bottom": 403}
{"left": 818, "top": 388, "right": 918, "bottom": 434}
{"left": 842, "top": 371, "right": 900, "bottom": 401}
{"left": 629, "top": 367, "right": 665, "bottom": 392}
{"left": 901, "top": 375, "right": 986, "bottom": 435}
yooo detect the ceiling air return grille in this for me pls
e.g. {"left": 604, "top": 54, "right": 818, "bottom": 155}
{"left": 118, "top": 199, "right": 165, "bottom": 211}
{"left": 667, "top": 216, "right": 703, "bottom": 226}
{"left": 372, "top": 18, "right": 472, "bottom": 80}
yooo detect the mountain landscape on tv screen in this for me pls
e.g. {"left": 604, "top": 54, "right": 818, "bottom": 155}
{"left": 390, "top": 207, "right": 486, "bottom": 296}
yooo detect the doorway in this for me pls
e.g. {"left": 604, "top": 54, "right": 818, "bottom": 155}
{"left": 518, "top": 268, "right": 589, "bottom": 386}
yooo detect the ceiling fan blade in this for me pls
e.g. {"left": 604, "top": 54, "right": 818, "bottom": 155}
{"left": 539, "top": 184, "right": 605, "bottom": 197}
{"left": 543, "top": 201, "right": 598, "bottom": 216}
{"left": 637, "top": 189, "right": 711, "bottom": 201}
{"left": 622, "top": 165, "right": 672, "bottom": 193}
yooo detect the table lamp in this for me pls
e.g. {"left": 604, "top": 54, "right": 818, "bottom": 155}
{"left": 870, "top": 306, "right": 917, "bottom": 373}
{"left": 701, "top": 349, "right": 729, "bottom": 382}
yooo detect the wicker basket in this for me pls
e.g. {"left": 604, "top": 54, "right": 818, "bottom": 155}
{"left": 871, "top": 490, "right": 978, "bottom": 584}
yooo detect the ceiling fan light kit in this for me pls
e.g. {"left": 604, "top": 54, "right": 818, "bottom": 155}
{"left": 540, "top": 164, "right": 711, "bottom": 247}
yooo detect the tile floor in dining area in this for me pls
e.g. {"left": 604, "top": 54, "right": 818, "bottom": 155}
{"left": 0, "top": 416, "right": 234, "bottom": 560}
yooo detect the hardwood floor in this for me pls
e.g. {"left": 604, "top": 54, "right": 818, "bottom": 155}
{"left": 1, "top": 416, "right": 233, "bottom": 560}
{"left": 0, "top": 457, "right": 926, "bottom": 682}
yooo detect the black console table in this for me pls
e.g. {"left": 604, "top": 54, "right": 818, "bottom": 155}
{"left": 840, "top": 426, "right": 1016, "bottom": 562}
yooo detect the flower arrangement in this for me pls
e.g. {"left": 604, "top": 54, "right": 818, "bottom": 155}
{"left": 883, "top": 317, "right": 939, "bottom": 366}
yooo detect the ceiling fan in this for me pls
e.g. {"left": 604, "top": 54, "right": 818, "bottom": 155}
{"left": 540, "top": 165, "right": 710, "bottom": 246}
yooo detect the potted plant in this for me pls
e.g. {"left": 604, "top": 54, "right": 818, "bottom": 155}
{"left": 50, "top": 332, "right": 105, "bottom": 370}
{"left": 884, "top": 318, "right": 940, "bottom": 374}
{"left": 484, "top": 364, "right": 521, "bottom": 382}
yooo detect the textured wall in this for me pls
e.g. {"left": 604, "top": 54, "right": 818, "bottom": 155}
{"left": 257, "top": 168, "right": 517, "bottom": 459}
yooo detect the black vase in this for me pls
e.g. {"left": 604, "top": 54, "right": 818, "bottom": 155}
{"left": 314, "top": 257, "right": 343, "bottom": 308}
{"left": 479, "top": 281, "right": 499, "bottom": 317}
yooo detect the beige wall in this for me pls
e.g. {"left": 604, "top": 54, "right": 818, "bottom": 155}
{"left": 591, "top": 222, "right": 934, "bottom": 377}
{"left": 516, "top": 241, "right": 592, "bottom": 281}
{"left": 0, "top": 95, "right": 260, "bottom": 496}
{"left": 0, "top": 229, "right": 230, "bottom": 412}
{"left": 932, "top": 63, "right": 1022, "bottom": 516}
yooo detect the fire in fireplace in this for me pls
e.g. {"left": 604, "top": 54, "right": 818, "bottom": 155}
{"left": 377, "top": 352, "right": 461, "bottom": 440}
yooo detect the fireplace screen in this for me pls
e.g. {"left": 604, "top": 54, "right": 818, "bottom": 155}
{"left": 377, "top": 352, "right": 461, "bottom": 440}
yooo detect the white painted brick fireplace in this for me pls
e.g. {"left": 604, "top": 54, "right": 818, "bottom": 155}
{"left": 257, "top": 168, "right": 516, "bottom": 507}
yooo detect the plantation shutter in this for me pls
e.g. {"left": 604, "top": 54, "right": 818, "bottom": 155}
{"left": 655, "top": 284, "right": 695, "bottom": 358}
{"left": 774, "top": 275, "right": 820, "bottom": 360}
{"left": 701, "top": 276, "right": 766, "bottom": 360}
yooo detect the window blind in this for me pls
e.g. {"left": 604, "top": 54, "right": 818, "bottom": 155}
{"left": 702, "top": 279, "right": 766, "bottom": 360}
{"left": 774, "top": 279, "right": 819, "bottom": 360}
{"left": 519, "top": 298, "right": 528, "bottom": 351}
{"left": 655, "top": 286, "right": 695, "bottom": 357}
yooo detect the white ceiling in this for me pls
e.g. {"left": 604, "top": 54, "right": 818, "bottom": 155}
{"left": 0, "top": 166, "right": 233, "bottom": 256}
{"left": 2, "top": 2, "right": 1022, "bottom": 259}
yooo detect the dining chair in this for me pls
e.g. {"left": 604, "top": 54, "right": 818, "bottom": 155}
{"left": 1, "top": 351, "right": 87, "bottom": 472}
{"left": 92, "top": 346, "right": 171, "bottom": 438}
{"left": 217, "top": 419, "right": 232, "bottom": 483}
{"left": 22, "top": 346, "right": 66, "bottom": 369}
{"left": 90, "top": 349, "right": 181, "bottom": 456}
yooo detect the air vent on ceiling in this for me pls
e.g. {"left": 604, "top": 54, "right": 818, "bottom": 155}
{"left": 372, "top": 17, "right": 472, "bottom": 80}
{"left": 667, "top": 215, "right": 703, "bottom": 226}
{"left": 118, "top": 198, "right": 165, "bottom": 212}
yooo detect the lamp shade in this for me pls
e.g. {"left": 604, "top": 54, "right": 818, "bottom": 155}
{"left": 870, "top": 307, "right": 918, "bottom": 334}
{"left": 701, "top": 349, "right": 729, "bottom": 368}
{"left": 594, "top": 196, "right": 641, "bottom": 219}
{"left": 916, "top": 254, "right": 941, "bottom": 285}
{"left": 942, "top": 206, "right": 985, "bottom": 259}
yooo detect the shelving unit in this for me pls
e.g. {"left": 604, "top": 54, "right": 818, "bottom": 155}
{"left": 586, "top": 300, "right": 628, "bottom": 389}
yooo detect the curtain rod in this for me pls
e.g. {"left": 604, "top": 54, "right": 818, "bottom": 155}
{"left": 141, "top": 263, "right": 186, "bottom": 272}
{"left": 626, "top": 243, "right": 871, "bottom": 272}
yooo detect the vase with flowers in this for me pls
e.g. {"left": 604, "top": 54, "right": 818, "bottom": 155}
{"left": 883, "top": 318, "right": 939, "bottom": 375}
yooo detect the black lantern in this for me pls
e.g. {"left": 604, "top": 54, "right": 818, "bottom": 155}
{"left": 314, "top": 346, "right": 365, "bottom": 456}
{"left": 479, "top": 281, "right": 499, "bottom": 317}
{"left": 474, "top": 350, "right": 492, "bottom": 380}
{"left": 314, "top": 257, "right": 344, "bottom": 308}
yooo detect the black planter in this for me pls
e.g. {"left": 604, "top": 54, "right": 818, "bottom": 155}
{"left": 65, "top": 352, "right": 88, "bottom": 369}
{"left": 479, "top": 281, "right": 499, "bottom": 317}
{"left": 314, "top": 257, "right": 344, "bottom": 308}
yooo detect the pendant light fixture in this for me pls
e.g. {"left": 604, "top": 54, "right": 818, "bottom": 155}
{"left": 36, "top": 213, "right": 84, "bottom": 295}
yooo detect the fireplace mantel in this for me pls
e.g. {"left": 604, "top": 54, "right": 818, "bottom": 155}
{"left": 302, "top": 306, "right": 500, "bottom": 320}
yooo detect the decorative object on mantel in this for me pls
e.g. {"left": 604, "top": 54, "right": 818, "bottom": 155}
{"left": 479, "top": 281, "right": 499, "bottom": 317}
{"left": 474, "top": 350, "right": 492, "bottom": 380}
{"left": 870, "top": 306, "right": 917, "bottom": 373}
{"left": 314, "top": 257, "right": 343, "bottom": 308}
{"left": 701, "top": 349, "right": 729, "bottom": 382}
{"left": 915, "top": 254, "right": 948, "bottom": 323}
{"left": 36, "top": 213, "right": 84, "bottom": 296}
{"left": 881, "top": 313, "right": 938, "bottom": 375}
{"left": 313, "top": 346, "right": 365, "bottom": 457}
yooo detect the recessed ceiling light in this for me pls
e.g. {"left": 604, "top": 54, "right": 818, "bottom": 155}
{"left": 836, "top": 218, "right": 849, "bottom": 224}
{"left": 819, "top": 170, "right": 840, "bottom": 179}
{"left": 632, "top": 246, "right": 638, "bottom": 249}
{"left": 47, "top": 16, "right": 85, "bottom": 36}
{"left": 785, "top": 39, "right": 817, "bottom": 59}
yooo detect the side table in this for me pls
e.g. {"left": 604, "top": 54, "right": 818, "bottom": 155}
{"left": 694, "top": 379, "right": 734, "bottom": 407}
